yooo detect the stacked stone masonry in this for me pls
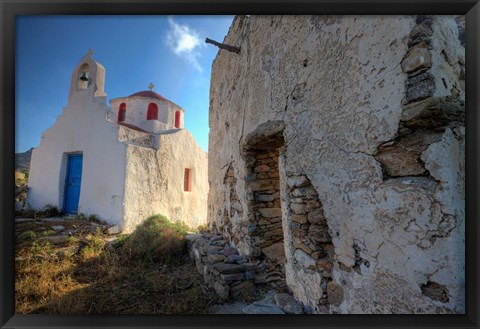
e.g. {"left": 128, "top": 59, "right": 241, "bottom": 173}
{"left": 187, "top": 233, "right": 256, "bottom": 301}
{"left": 286, "top": 175, "right": 335, "bottom": 305}
{"left": 244, "top": 148, "right": 287, "bottom": 289}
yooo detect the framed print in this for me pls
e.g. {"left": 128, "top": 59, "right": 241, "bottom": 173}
{"left": 1, "top": 1, "right": 478, "bottom": 329}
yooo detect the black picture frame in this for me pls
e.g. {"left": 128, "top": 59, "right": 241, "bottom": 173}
{"left": 1, "top": 1, "right": 478, "bottom": 328}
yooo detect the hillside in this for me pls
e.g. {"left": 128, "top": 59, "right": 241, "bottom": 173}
{"left": 15, "top": 148, "right": 33, "bottom": 173}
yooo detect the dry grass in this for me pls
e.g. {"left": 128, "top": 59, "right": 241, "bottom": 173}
{"left": 15, "top": 215, "right": 218, "bottom": 314}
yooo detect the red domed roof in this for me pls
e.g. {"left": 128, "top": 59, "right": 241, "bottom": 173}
{"left": 129, "top": 90, "right": 166, "bottom": 101}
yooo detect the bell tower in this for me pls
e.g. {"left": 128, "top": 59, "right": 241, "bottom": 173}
{"left": 68, "top": 49, "right": 107, "bottom": 101}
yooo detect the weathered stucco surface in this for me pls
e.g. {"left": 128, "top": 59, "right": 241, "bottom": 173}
{"left": 123, "top": 129, "right": 208, "bottom": 233}
{"left": 207, "top": 15, "right": 464, "bottom": 314}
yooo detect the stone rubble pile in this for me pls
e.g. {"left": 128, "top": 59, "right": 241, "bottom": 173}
{"left": 187, "top": 233, "right": 257, "bottom": 300}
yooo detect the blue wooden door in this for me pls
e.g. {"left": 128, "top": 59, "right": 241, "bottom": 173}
{"left": 64, "top": 154, "right": 83, "bottom": 214}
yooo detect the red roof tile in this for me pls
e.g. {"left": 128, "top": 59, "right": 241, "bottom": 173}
{"left": 129, "top": 90, "right": 166, "bottom": 101}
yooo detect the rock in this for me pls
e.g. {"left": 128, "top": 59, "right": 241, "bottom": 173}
{"left": 263, "top": 228, "right": 283, "bottom": 239}
{"left": 294, "top": 249, "right": 316, "bottom": 268}
{"left": 249, "top": 179, "right": 278, "bottom": 192}
{"left": 38, "top": 235, "right": 69, "bottom": 244}
{"left": 327, "top": 282, "right": 344, "bottom": 306}
{"left": 220, "top": 273, "right": 244, "bottom": 282}
{"left": 256, "top": 193, "right": 275, "bottom": 202}
{"left": 291, "top": 214, "right": 308, "bottom": 224}
{"left": 15, "top": 218, "right": 34, "bottom": 223}
{"left": 211, "top": 262, "right": 245, "bottom": 274}
{"left": 258, "top": 208, "right": 282, "bottom": 218}
{"left": 375, "top": 131, "right": 442, "bottom": 177}
{"left": 209, "top": 301, "right": 248, "bottom": 314}
{"left": 106, "top": 225, "right": 121, "bottom": 235}
{"left": 242, "top": 262, "right": 257, "bottom": 271}
{"left": 290, "top": 203, "right": 306, "bottom": 215}
{"left": 293, "top": 241, "right": 313, "bottom": 255}
{"left": 255, "top": 274, "right": 267, "bottom": 284}
{"left": 223, "top": 246, "right": 239, "bottom": 256}
{"left": 316, "top": 259, "right": 333, "bottom": 271}
{"left": 274, "top": 293, "right": 304, "bottom": 314}
{"left": 244, "top": 270, "right": 256, "bottom": 280}
{"left": 287, "top": 175, "right": 309, "bottom": 188}
{"left": 230, "top": 280, "right": 254, "bottom": 296}
{"left": 247, "top": 224, "right": 258, "bottom": 235}
{"left": 401, "top": 42, "right": 431, "bottom": 73}
{"left": 224, "top": 254, "right": 245, "bottom": 264}
{"left": 305, "top": 200, "right": 320, "bottom": 211}
{"left": 291, "top": 187, "right": 317, "bottom": 198}
{"left": 213, "top": 281, "right": 229, "bottom": 300}
{"left": 405, "top": 71, "right": 435, "bottom": 103}
{"left": 307, "top": 207, "right": 327, "bottom": 225}
{"left": 254, "top": 164, "right": 270, "bottom": 172}
{"left": 51, "top": 225, "right": 65, "bottom": 231}
{"left": 243, "top": 302, "right": 285, "bottom": 314}
{"left": 231, "top": 201, "right": 243, "bottom": 212}
{"left": 185, "top": 233, "right": 203, "bottom": 242}
{"left": 308, "top": 225, "right": 332, "bottom": 243}
{"left": 262, "top": 242, "right": 286, "bottom": 263}
{"left": 208, "top": 254, "right": 226, "bottom": 263}
{"left": 408, "top": 22, "right": 433, "bottom": 47}
{"left": 210, "top": 235, "right": 223, "bottom": 242}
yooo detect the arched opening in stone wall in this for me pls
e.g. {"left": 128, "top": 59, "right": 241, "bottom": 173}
{"left": 242, "top": 121, "right": 287, "bottom": 291}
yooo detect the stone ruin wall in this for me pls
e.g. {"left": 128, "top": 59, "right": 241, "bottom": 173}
{"left": 207, "top": 15, "right": 465, "bottom": 313}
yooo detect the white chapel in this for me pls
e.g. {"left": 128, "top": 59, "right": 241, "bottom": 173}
{"left": 27, "top": 50, "right": 208, "bottom": 232}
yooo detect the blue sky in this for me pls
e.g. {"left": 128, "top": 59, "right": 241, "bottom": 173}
{"left": 15, "top": 15, "right": 234, "bottom": 153}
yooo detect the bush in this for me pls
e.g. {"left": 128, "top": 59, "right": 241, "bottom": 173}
{"left": 41, "top": 204, "right": 62, "bottom": 217}
{"left": 123, "top": 214, "right": 189, "bottom": 264}
{"left": 17, "top": 230, "right": 36, "bottom": 242}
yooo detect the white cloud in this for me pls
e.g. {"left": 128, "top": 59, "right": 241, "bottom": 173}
{"left": 165, "top": 17, "right": 204, "bottom": 72}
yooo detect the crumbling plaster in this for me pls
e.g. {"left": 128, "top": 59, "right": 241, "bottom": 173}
{"left": 208, "top": 15, "right": 464, "bottom": 313}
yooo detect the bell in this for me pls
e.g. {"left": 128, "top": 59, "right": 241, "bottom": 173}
{"left": 80, "top": 72, "right": 88, "bottom": 81}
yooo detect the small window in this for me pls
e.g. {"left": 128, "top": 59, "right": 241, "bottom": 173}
{"left": 184, "top": 168, "right": 191, "bottom": 191}
{"left": 147, "top": 103, "right": 158, "bottom": 120}
{"left": 175, "top": 111, "right": 181, "bottom": 128}
{"left": 118, "top": 103, "right": 126, "bottom": 122}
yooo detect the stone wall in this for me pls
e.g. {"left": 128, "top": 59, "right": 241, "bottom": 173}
{"left": 207, "top": 15, "right": 465, "bottom": 314}
{"left": 187, "top": 233, "right": 256, "bottom": 301}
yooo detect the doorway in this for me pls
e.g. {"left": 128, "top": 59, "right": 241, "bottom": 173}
{"left": 64, "top": 154, "right": 83, "bottom": 214}
{"left": 243, "top": 121, "right": 287, "bottom": 290}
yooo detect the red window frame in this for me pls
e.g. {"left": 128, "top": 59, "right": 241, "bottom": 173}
{"left": 175, "top": 111, "right": 181, "bottom": 128}
{"left": 118, "top": 103, "right": 126, "bottom": 122}
{"left": 184, "top": 168, "right": 191, "bottom": 191}
{"left": 147, "top": 103, "right": 158, "bottom": 120}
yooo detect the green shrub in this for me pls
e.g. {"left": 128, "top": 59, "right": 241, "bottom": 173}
{"left": 41, "top": 204, "right": 62, "bottom": 217}
{"left": 87, "top": 214, "right": 100, "bottom": 223}
{"left": 75, "top": 213, "right": 87, "bottom": 221}
{"left": 18, "top": 230, "right": 36, "bottom": 242}
{"left": 124, "top": 214, "right": 189, "bottom": 264}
